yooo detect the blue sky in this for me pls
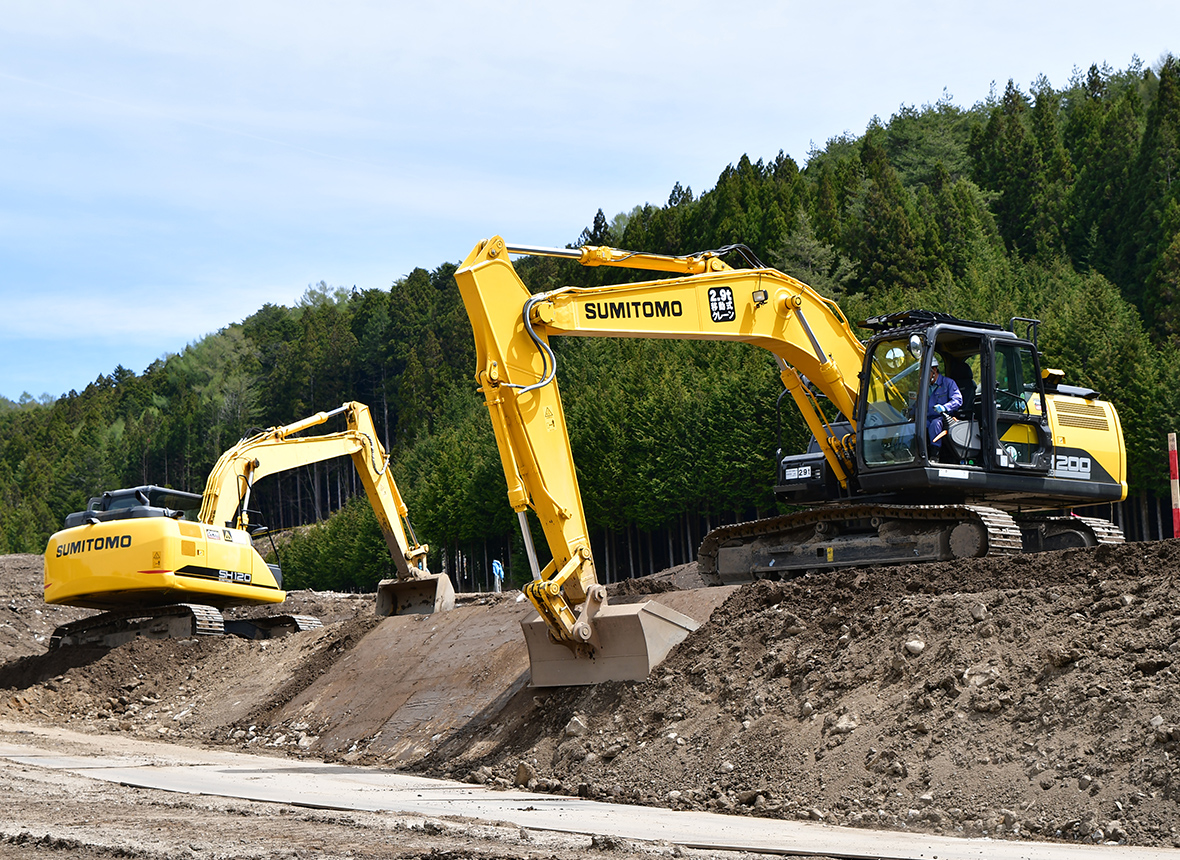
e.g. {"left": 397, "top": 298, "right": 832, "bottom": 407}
{"left": 0, "top": 1, "right": 1174, "bottom": 401}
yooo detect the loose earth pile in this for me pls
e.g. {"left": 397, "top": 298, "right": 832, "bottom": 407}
{"left": 2, "top": 539, "right": 1180, "bottom": 849}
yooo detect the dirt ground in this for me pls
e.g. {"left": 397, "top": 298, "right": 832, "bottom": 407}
{"left": 3, "top": 540, "right": 1180, "bottom": 856}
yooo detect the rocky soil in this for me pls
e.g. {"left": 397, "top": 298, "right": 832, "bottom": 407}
{"left": 3, "top": 540, "right": 1180, "bottom": 855}
{"left": 0, "top": 727, "right": 747, "bottom": 860}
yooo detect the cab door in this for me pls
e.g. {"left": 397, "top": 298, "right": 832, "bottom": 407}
{"left": 982, "top": 340, "right": 1053, "bottom": 473}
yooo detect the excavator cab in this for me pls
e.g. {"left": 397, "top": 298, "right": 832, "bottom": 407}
{"left": 763, "top": 310, "right": 1123, "bottom": 574}
{"left": 778, "top": 310, "right": 1122, "bottom": 512}
{"left": 63, "top": 486, "right": 203, "bottom": 528}
{"left": 852, "top": 311, "right": 1119, "bottom": 506}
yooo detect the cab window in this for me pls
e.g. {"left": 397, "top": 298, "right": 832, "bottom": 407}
{"left": 861, "top": 338, "right": 919, "bottom": 465}
{"left": 991, "top": 343, "right": 1049, "bottom": 469}
{"left": 994, "top": 344, "right": 1043, "bottom": 416}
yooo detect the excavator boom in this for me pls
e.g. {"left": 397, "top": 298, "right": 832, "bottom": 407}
{"left": 200, "top": 402, "right": 451, "bottom": 613}
{"left": 455, "top": 235, "right": 1127, "bottom": 686}
{"left": 456, "top": 238, "right": 701, "bottom": 685}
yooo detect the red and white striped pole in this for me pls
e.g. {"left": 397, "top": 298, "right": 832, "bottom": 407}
{"left": 1170, "top": 432, "right": 1179, "bottom": 539}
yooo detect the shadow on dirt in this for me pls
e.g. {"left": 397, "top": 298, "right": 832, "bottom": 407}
{"left": 0, "top": 646, "right": 112, "bottom": 689}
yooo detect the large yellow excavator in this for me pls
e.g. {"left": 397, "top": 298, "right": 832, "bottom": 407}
{"left": 455, "top": 236, "right": 1127, "bottom": 686}
{"left": 44, "top": 401, "right": 454, "bottom": 647}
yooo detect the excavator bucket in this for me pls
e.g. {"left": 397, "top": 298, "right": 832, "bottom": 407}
{"left": 376, "top": 574, "right": 456, "bottom": 616}
{"left": 521, "top": 599, "right": 699, "bottom": 687}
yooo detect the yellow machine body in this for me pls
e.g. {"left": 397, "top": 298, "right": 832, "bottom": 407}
{"left": 45, "top": 517, "right": 283, "bottom": 610}
{"left": 455, "top": 236, "right": 1129, "bottom": 686}
{"left": 1044, "top": 393, "right": 1126, "bottom": 492}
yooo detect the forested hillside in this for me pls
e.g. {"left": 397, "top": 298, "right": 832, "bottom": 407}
{"left": 3, "top": 58, "right": 1178, "bottom": 591}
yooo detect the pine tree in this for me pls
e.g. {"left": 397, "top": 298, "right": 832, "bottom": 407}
{"left": 846, "top": 129, "right": 927, "bottom": 293}
{"left": 1028, "top": 78, "right": 1075, "bottom": 257}
{"left": 1127, "top": 56, "right": 1180, "bottom": 335}
{"left": 969, "top": 80, "right": 1041, "bottom": 257}
{"left": 1065, "top": 72, "right": 1144, "bottom": 276}
{"left": 578, "top": 209, "right": 611, "bottom": 246}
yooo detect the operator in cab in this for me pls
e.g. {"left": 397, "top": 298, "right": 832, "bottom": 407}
{"left": 927, "top": 356, "right": 962, "bottom": 459}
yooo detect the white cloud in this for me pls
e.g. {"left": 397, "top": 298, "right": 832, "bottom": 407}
{"left": 0, "top": 0, "right": 1174, "bottom": 398}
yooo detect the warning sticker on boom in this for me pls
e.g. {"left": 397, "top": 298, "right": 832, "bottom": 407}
{"left": 708, "top": 287, "right": 736, "bottom": 323}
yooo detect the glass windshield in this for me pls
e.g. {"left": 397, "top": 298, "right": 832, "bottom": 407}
{"left": 994, "top": 343, "right": 1042, "bottom": 415}
{"left": 862, "top": 337, "right": 919, "bottom": 465}
{"left": 150, "top": 489, "right": 202, "bottom": 521}
{"left": 993, "top": 343, "right": 1048, "bottom": 468}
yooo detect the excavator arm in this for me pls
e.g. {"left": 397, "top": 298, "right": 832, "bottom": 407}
{"left": 527, "top": 250, "right": 864, "bottom": 473}
{"left": 200, "top": 401, "right": 453, "bottom": 614}
{"left": 454, "top": 236, "right": 866, "bottom": 682}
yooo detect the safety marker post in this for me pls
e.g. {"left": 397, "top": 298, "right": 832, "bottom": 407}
{"left": 1170, "top": 432, "right": 1179, "bottom": 539}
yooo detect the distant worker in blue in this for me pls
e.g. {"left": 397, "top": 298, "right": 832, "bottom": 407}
{"left": 926, "top": 356, "right": 962, "bottom": 458}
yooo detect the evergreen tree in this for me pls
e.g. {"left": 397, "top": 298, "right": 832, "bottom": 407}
{"left": 1028, "top": 77, "right": 1075, "bottom": 257}
{"left": 969, "top": 80, "right": 1042, "bottom": 257}
{"left": 1126, "top": 56, "right": 1180, "bottom": 336}
{"left": 1065, "top": 76, "right": 1144, "bottom": 276}
{"left": 578, "top": 209, "right": 611, "bottom": 246}
{"left": 845, "top": 128, "right": 928, "bottom": 292}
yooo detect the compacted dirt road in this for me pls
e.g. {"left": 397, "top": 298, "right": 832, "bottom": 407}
{"left": 3, "top": 538, "right": 1180, "bottom": 857}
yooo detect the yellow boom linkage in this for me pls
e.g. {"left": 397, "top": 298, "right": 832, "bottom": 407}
{"left": 455, "top": 237, "right": 865, "bottom": 685}
{"left": 200, "top": 401, "right": 454, "bottom": 615}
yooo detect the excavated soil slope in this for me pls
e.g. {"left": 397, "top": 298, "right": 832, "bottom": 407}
{"left": 3, "top": 542, "right": 1180, "bottom": 849}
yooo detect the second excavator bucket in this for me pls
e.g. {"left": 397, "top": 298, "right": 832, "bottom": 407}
{"left": 521, "top": 599, "right": 699, "bottom": 687}
{"left": 376, "top": 574, "right": 456, "bottom": 616}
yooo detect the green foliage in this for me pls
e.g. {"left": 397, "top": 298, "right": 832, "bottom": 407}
{"left": 768, "top": 212, "right": 857, "bottom": 298}
{"left": 1128, "top": 57, "right": 1180, "bottom": 337}
{"left": 969, "top": 80, "right": 1046, "bottom": 257}
{"left": 845, "top": 127, "right": 933, "bottom": 293}
{"left": 883, "top": 93, "right": 982, "bottom": 187}
{"left": 3, "top": 55, "right": 1178, "bottom": 575}
{"left": 272, "top": 496, "right": 392, "bottom": 591}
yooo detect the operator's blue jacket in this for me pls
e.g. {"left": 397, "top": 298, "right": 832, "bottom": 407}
{"left": 926, "top": 373, "right": 963, "bottom": 447}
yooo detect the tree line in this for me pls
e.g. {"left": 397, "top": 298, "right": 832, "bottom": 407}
{"left": 2, "top": 57, "right": 1178, "bottom": 590}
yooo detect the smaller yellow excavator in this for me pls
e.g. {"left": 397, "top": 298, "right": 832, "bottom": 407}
{"left": 44, "top": 401, "right": 454, "bottom": 648}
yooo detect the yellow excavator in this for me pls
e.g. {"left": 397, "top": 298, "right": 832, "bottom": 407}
{"left": 455, "top": 236, "right": 1127, "bottom": 686}
{"left": 44, "top": 401, "right": 454, "bottom": 648}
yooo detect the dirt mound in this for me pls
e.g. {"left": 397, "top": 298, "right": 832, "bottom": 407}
{"left": 0, "top": 554, "right": 93, "bottom": 655}
{"left": 417, "top": 541, "right": 1180, "bottom": 848}
{"left": 3, "top": 542, "right": 1180, "bottom": 848}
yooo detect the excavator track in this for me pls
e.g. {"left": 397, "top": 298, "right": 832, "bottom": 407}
{"left": 698, "top": 504, "right": 1024, "bottom": 586}
{"left": 50, "top": 606, "right": 325, "bottom": 649}
{"left": 1015, "top": 513, "right": 1126, "bottom": 551}
{"left": 50, "top": 603, "right": 226, "bottom": 649}
{"left": 222, "top": 614, "right": 324, "bottom": 640}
